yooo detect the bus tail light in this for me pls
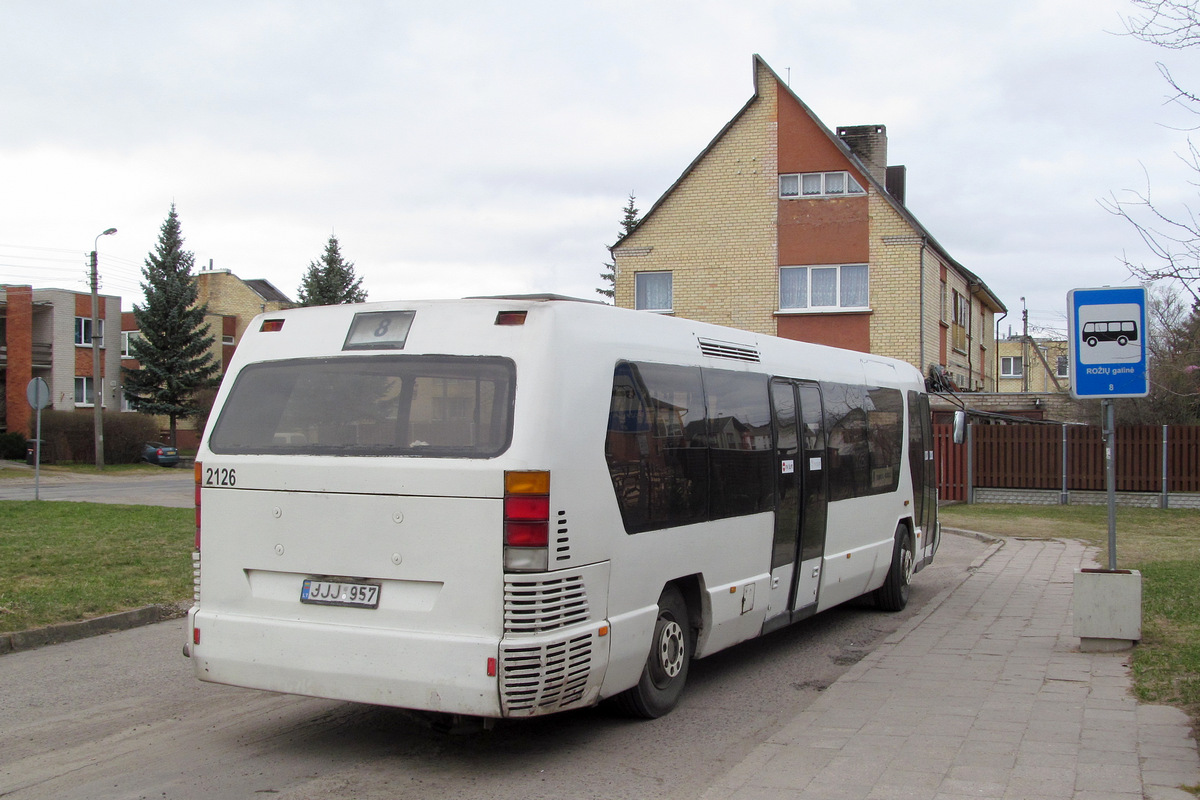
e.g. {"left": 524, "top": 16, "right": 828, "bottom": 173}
{"left": 504, "top": 470, "right": 549, "bottom": 572}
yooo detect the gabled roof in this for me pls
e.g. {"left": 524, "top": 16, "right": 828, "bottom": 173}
{"left": 616, "top": 54, "right": 1004, "bottom": 314}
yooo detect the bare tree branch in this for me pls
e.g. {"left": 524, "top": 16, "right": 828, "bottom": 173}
{"left": 1125, "top": 0, "right": 1200, "bottom": 49}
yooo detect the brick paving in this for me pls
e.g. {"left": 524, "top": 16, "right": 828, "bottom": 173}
{"left": 702, "top": 535, "right": 1200, "bottom": 800}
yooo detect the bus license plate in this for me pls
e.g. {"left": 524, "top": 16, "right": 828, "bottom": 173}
{"left": 301, "top": 579, "right": 380, "bottom": 609}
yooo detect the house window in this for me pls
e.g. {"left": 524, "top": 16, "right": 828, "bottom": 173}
{"left": 121, "top": 330, "right": 142, "bottom": 357}
{"left": 1056, "top": 355, "right": 1069, "bottom": 378}
{"left": 635, "top": 272, "right": 673, "bottom": 312}
{"left": 75, "top": 317, "right": 104, "bottom": 347}
{"left": 951, "top": 291, "right": 969, "bottom": 352}
{"left": 1001, "top": 356, "right": 1023, "bottom": 378}
{"left": 222, "top": 334, "right": 236, "bottom": 346}
{"left": 779, "top": 264, "right": 869, "bottom": 311}
{"left": 779, "top": 172, "right": 865, "bottom": 199}
{"left": 74, "top": 376, "right": 100, "bottom": 407}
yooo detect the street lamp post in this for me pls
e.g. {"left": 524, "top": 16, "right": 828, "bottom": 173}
{"left": 91, "top": 227, "right": 117, "bottom": 469}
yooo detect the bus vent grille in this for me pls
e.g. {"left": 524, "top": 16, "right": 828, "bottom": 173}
{"left": 555, "top": 511, "right": 570, "bottom": 562}
{"left": 500, "top": 633, "right": 594, "bottom": 715}
{"left": 698, "top": 337, "right": 761, "bottom": 362}
{"left": 504, "top": 575, "right": 589, "bottom": 634}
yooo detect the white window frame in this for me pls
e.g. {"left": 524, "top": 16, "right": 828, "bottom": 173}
{"left": 778, "top": 264, "right": 870, "bottom": 312}
{"left": 1000, "top": 356, "right": 1023, "bottom": 378}
{"left": 779, "top": 171, "right": 865, "bottom": 199}
{"left": 74, "top": 376, "right": 104, "bottom": 407}
{"left": 635, "top": 272, "right": 673, "bottom": 313}
{"left": 121, "top": 330, "right": 142, "bottom": 357}
{"left": 1055, "top": 355, "right": 1069, "bottom": 378}
{"left": 75, "top": 317, "right": 104, "bottom": 347}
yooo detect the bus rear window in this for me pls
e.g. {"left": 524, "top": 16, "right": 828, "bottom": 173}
{"left": 208, "top": 355, "right": 515, "bottom": 457}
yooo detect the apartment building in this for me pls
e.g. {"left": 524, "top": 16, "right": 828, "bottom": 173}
{"left": 1, "top": 285, "right": 122, "bottom": 435}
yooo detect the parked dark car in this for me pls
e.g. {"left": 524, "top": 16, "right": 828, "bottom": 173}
{"left": 143, "top": 442, "right": 180, "bottom": 467}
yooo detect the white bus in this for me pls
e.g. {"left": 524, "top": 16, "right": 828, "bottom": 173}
{"left": 186, "top": 296, "right": 939, "bottom": 721}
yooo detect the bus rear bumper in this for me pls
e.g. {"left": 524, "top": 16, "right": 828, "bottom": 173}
{"left": 189, "top": 608, "right": 505, "bottom": 717}
{"left": 188, "top": 608, "right": 612, "bottom": 718}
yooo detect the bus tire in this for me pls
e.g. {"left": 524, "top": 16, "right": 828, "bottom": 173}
{"left": 614, "top": 585, "right": 692, "bottom": 719}
{"left": 875, "top": 525, "right": 913, "bottom": 612}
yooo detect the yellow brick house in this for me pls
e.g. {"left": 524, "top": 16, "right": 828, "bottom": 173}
{"left": 612, "top": 55, "right": 1004, "bottom": 391}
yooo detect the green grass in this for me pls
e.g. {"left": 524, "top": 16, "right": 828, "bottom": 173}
{"left": 941, "top": 503, "right": 1200, "bottom": 726}
{"left": 0, "top": 501, "right": 193, "bottom": 633}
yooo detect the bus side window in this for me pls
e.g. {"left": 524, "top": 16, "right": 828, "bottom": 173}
{"left": 703, "top": 369, "right": 773, "bottom": 519}
{"left": 866, "top": 388, "right": 904, "bottom": 492}
{"left": 606, "top": 362, "right": 708, "bottom": 533}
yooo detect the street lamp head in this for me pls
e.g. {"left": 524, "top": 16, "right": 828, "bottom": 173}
{"left": 100, "top": 228, "right": 117, "bottom": 236}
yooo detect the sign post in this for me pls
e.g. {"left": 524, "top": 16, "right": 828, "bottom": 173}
{"left": 25, "top": 377, "right": 51, "bottom": 501}
{"left": 1067, "top": 286, "right": 1147, "bottom": 651}
{"left": 1067, "top": 285, "right": 1149, "bottom": 568}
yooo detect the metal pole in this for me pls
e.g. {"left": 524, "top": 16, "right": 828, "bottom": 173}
{"left": 1104, "top": 400, "right": 1117, "bottom": 571}
{"left": 34, "top": 404, "right": 42, "bottom": 501}
{"left": 1161, "top": 424, "right": 1169, "bottom": 510}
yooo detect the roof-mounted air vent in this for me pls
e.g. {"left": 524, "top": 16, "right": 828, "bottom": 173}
{"left": 698, "top": 337, "right": 761, "bottom": 363}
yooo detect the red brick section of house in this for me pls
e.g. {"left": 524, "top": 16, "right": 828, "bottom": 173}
{"left": 4, "top": 286, "right": 34, "bottom": 435}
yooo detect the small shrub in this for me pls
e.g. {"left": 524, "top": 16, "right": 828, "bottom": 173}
{"left": 106, "top": 414, "right": 161, "bottom": 463}
{"left": 36, "top": 411, "right": 160, "bottom": 464}
{"left": 0, "top": 431, "right": 27, "bottom": 460}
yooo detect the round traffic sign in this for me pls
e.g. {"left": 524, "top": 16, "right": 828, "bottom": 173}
{"left": 26, "top": 377, "right": 51, "bottom": 410}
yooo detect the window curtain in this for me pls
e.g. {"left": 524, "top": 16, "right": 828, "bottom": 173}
{"left": 840, "top": 265, "right": 868, "bottom": 307}
{"left": 636, "top": 272, "right": 672, "bottom": 310}
{"left": 780, "top": 267, "right": 807, "bottom": 309}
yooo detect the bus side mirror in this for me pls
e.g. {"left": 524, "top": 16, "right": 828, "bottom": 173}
{"left": 952, "top": 410, "right": 966, "bottom": 445}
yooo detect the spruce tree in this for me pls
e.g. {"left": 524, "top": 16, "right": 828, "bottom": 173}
{"left": 598, "top": 194, "right": 640, "bottom": 301}
{"left": 123, "top": 204, "right": 219, "bottom": 445}
{"left": 297, "top": 235, "right": 367, "bottom": 306}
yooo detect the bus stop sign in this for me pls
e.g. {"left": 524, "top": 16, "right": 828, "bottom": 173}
{"left": 1067, "top": 286, "right": 1149, "bottom": 399}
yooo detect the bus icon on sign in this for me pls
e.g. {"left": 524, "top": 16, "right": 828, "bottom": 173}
{"left": 1082, "top": 320, "right": 1138, "bottom": 347}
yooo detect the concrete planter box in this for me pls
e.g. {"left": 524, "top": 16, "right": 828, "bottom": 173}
{"left": 1073, "top": 569, "right": 1142, "bottom": 652}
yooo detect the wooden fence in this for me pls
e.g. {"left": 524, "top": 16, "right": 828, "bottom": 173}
{"left": 934, "top": 423, "right": 1200, "bottom": 500}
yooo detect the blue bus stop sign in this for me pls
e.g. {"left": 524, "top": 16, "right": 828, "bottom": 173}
{"left": 1067, "top": 286, "right": 1149, "bottom": 399}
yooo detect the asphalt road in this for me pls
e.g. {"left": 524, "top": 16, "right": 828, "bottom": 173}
{"left": 0, "top": 463, "right": 193, "bottom": 506}
{"left": 0, "top": 532, "right": 985, "bottom": 800}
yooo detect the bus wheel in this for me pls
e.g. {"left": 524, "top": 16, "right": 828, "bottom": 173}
{"left": 615, "top": 585, "right": 692, "bottom": 719}
{"left": 875, "top": 525, "right": 913, "bottom": 612}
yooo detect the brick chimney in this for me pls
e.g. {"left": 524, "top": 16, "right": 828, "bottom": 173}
{"left": 836, "top": 124, "right": 888, "bottom": 185}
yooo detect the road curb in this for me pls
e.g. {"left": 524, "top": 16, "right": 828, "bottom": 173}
{"left": 940, "top": 525, "right": 1005, "bottom": 570}
{"left": 0, "top": 602, "right": 190, "bottom": 657}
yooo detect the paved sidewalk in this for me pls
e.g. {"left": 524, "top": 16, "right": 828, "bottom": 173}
{"left": 703, "top": 535, "right": 1200, "bottom": 800}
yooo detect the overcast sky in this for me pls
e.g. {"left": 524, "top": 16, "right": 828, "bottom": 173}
{"left": 2, "top": 0, "right": 1196, "bottom": 336}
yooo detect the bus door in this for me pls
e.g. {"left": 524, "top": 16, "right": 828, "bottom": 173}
{"left": 766, "top": 379, "right": 828, "bottom": 626}
{"left": 908, "top": 391, "right": 939, "bottom": 567}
